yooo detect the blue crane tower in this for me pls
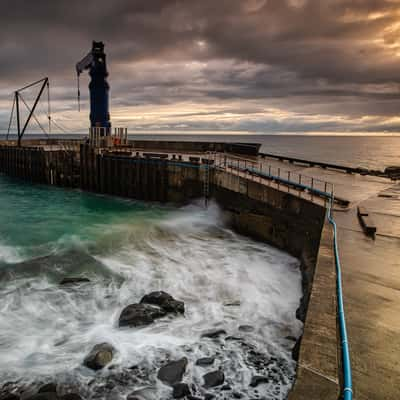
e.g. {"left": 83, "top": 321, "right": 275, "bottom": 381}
{"left": 76, "top": 41, "right": 111, "bottom": 131}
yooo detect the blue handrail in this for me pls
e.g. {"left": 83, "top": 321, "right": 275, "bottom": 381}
{"left": 327, "top": 196, "right": 353, "bottom": 400}
{"left": 230, "top": 164, "right": 333, "bottom": 200}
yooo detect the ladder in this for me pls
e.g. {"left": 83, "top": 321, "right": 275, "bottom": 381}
{"left": 203, "top": 152, "right": 211, "bottom": 207}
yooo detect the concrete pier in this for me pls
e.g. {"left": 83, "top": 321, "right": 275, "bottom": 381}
{"left": 0, "top": 138, "right": 398, "bottom": 399}
{"left": 334, "top": 185, "right": 400, "bottom": 400}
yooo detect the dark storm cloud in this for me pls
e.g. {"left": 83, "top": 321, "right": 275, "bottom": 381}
{"left": 1, "top": 0, "right": 400, "bottom": 133}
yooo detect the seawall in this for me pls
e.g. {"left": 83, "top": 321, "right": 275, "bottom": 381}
{"left": 0, "top": 140, "right": 340, "bottom": 399}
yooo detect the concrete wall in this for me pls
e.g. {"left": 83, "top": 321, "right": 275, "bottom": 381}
{"left": 212, "top": 170, "right": 326, "bottom": 323}
{"left": 288, "top": 222, "right": 339, "bottom": 399}
{"left": 212, "top": 170, "right": 339, "bottom": 399}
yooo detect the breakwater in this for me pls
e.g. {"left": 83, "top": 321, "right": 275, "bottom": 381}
{"left": 0, "top": 139, "right": 340, "bottom": 399}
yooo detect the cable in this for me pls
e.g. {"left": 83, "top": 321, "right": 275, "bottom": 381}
{"left": 19, "top": 94, "right": 49, "bottom": 137}
{"left": 47, "top": 80, "right": 51, "bottom": 134}
{"left": 6, "top": 95, "right": 16, "bottom": 141}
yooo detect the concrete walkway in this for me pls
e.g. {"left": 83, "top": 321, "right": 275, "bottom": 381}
{"left": 334, "top": 184, "right": 400, "bottom": 399}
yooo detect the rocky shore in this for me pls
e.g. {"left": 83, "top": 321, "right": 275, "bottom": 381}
{"left": 0, "top": 287, "right": 297, "bottom": 400}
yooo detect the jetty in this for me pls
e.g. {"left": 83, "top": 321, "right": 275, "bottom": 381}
{"left": 2, "top": 41, "right": 399, "bottom": 400}
{"left": 0, "top": 134, "right": 398, "bottom": 399}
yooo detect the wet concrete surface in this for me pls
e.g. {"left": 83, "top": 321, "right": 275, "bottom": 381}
{"left": 258, "top": 156, "right": 394, "bottom": 205}
{"left": 334, "top": 184, "right": 400, "bottom": 399}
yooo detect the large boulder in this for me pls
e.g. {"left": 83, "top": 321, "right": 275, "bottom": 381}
{"left": 202, "top": 370, "right": 225, "bottom": 388}
{"left": 140, "top": 291, "right": 184, "bottom": 315}
{"left": 83, "top": 343, "right": 115, "bottom": 370}
{"left": 119, "top": 303, "right": 166, "bottom": 328}
{"left": 157, "top": 358, "right": 188, "bottom": 386}
{"left": 172, "top": 383, "right": 191, "bottom": 399}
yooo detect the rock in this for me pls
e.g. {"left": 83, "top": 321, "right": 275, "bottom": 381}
{"left": 157, "top": 357, "right": 188, "bottom": 386}
{"left": 119, "top": 303, "right": 166, "bottom": 327}
{"left": 127, "top": 387, "right": 157, "bottom": 400}
{"left": 249, "top": 376, "right": 269, "bottom": 387}
{"left": 0, "top": 394, "right": 19, "bottom": 400}
{"left": 24, "top": 395, "right": 57, "bottom": 400}
{"left": 162, "top": 299, "right": 184, "bottom": 314}
{"left": 187, "top": 397, "right": 202, "bottom": 400}
{"left": 221, "top": 384, "right": 231, "bottom": 391}
{"left": 59, "top": 277, "right": 90, "bottom": 285}
{"left": 38, "top": 384, "right": 56, "bottom": 394}
{"left": 223, "top": 300, "right": 240, "bottom": 307}
{"left": 60, "top": 395, "right": 82, "bottom": 400}
{"left": 225, "top": 336, "right": 242, "bottom": 341}
{"left": 238, "top": 325, "right": 254, "bottom": 333}
{"left": 202, "top": 370, "right": 225, "bottom": 388}
{"left": 201, "top": 329, "right": 226, "bottom": 339}
{"left": 232, "top": 392, "right": 243, "bottom": 398}
{"left": 172, "top": 383, "right": 191, "bottom": 399}
{"left": 204, "top": 394, "right": 215, "bottom": 400}
{"left": 140, "top": 291, "right": 184, "bottom": 314}
{"left": 19, "top": 388, "right": 37, "bottom": 400}
{"left": 195, "top": 357, "right": 215, "bottom": 366}
{"left": 291, "top": 338, "right": 301, "bottom": 361}
{"left": 83, "top": 342, "right": 114, "bottom": 370}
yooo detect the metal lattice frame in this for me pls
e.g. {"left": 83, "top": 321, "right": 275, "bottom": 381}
{"left": 7, "top": 77, "right": 49, "bottom": 146}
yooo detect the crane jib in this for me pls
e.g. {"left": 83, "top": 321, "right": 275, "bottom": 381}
{"left": 75, "top": 41, "right": 111, "bottom": 131}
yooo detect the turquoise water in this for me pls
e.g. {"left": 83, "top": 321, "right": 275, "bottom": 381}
{"left": 0, "top": 175, "right": 302, "bottom": 399}
{"left": 0, "top": 176, "right": 166, "bottom": 259}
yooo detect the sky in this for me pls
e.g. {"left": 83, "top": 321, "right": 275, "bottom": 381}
{"left": 1, "top": 0, "right": 400, "bottom": 135}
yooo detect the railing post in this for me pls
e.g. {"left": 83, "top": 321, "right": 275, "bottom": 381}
{"left": 324, "top": 181, "right": 328, "bottom": 207}
{"left": 311, "top": 177, "right": 314, "bottom": 202}
{"left": 278, "top": 168, "right": 280, "bottom": 189}
{"left": 288, "top": 171, "right": 290, "bottom": 193}
{"left": 299, "top": 174, "right": 302, "bottom": 197}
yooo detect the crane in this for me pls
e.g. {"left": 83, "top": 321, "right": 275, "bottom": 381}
{"left": 76, "top": 41, "right": 111, "bottom": 131}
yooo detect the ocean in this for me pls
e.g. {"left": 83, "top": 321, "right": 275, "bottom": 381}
{"left": 2, "top": 133, "right": 398, "bottom": 170}
{"left": 0, "top": 175, "right": 301, "bottom": 399}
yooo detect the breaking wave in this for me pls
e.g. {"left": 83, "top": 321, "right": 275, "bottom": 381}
{"left": 0, "top": 177, "right": 302, "bottom": 399}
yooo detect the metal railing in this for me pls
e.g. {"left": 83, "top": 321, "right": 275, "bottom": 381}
{"left": 328, "top": 197, "right": 353, "bottom": 400}
{"left": 211, "top": 152, "right": 336, "bottom": 207}
{"left": 89, "top": 127, "right": 128, "bottom": 148}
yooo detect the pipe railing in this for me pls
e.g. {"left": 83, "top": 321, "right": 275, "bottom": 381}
{"left": 327, "top": 197, "right": 353, "bottom": 400}
{"left": 212, "top": 152, "right": 335, "bottom": 206}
